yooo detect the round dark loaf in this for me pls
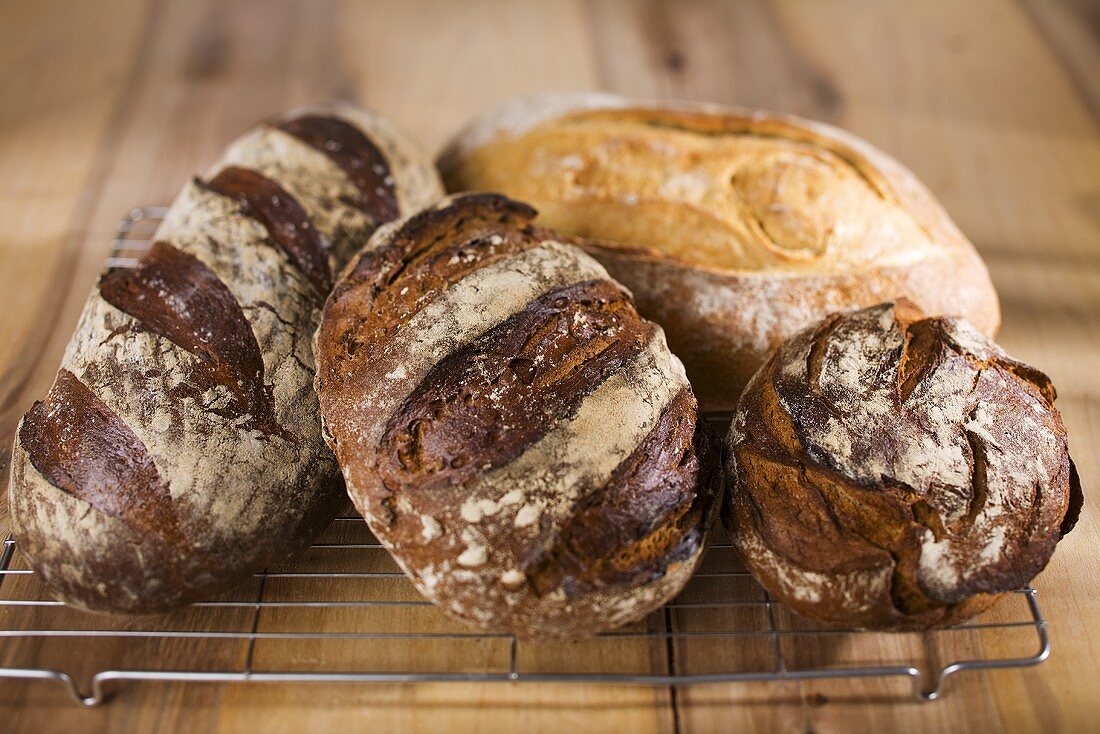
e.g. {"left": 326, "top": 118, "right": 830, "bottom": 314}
{"left": 8, "top": 104, "right": 442, "bottom": 613}
{"left": 726, "top": 300, "right": 1082, "bottom": 629}
{"left": 314, "top": 193, "right": 722, "bottom": 638}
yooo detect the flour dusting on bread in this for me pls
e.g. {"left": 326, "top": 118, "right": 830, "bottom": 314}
{"left": 726, "top": 300, "right": 1080, "bottom": 629}
{"left": 315, "top": 193, "right": 721, "bottom": 638}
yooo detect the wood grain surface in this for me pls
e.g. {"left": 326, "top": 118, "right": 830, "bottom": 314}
{"left": 1, "top": 0, "right": 1098, "bottom": 731}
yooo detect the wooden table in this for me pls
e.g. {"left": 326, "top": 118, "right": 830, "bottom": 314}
{"left": 1, "top": 0, "right": 1098, "bottom": 731}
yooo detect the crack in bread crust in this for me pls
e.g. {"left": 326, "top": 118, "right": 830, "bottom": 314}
{"left": 323, "top": 194, "right": 545, "bottom": 375}
{"left": 278, "top": 114, "right": 400, "bottom": 225}
{"left": 99, "top": 241, "right": 290, "bottom": 440}
{"left": 200, "top": 166, "right": 333, "bottom": 296}
{"left": 20, "top": 369, "right": 184, "bottom": 546}
{"left": 526, "top": 387, "right": 722, "bottom": 596}
{"left": 377, "top": 279, "right": 652, "bottom": 494}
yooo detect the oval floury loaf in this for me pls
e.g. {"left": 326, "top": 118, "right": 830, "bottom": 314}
{"left": 727, "top": 300, "right": 1082, "bottom": 629}
{"left": 315, "top": 193, "right": 722, "bottom": 638}
{"left": 9, "top": 104, "right": 443, "bottom": 613}
{"left": 438, "top": 93, "right": 1001, "bottom": 410}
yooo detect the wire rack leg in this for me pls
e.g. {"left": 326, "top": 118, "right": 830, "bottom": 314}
{"left": 0, "top": 668, "right": 102, "bottom": 707}
{"left": 762, "top": 589, "right": 787, "bottom": 675}
{"left": 916, "top": 588, "right": 1050, "bottom": 701}
{"left": 0, "top": 535, "right": 104, "bottom": 706}
{"left": 242, "top": 574, "right": 268, "bottom": 679}
{"left": 0, "top": 536, "right": 14, "bottom": 594}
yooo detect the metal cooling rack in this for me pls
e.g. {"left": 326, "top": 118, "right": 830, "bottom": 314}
{"left": 0, "top": 208, "right": 1050, "bottom": 707}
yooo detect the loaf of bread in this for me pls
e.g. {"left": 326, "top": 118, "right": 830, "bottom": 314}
{"left": 726, "top": 300, "right": 1082, "bottom": 629}
{"left": 8, "top": 104, "right": 442, "bottom": 613}
{"left": 438, "top": 93, "right": 1001, "bottom": 410}
{"left": 314, "top": 192, "right": 722, "bottom": 638}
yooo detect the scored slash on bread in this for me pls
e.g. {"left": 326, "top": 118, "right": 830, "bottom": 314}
{"left": 8, "top": 105, "right": 443, "bottom": 614}
{"left": 314, "top": 193, "right": 723, "bottom": 639}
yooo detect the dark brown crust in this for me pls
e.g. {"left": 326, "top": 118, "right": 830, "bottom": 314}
{"left": 1062, "top": 460, "right": 1084, "bottom": 537}
{"left": 526, "top": 388, "right": 722, "bottom": 596}
{"left": 277, "top": 114, "right": 399, "bottom": 225}
{"left": 727, "top": 301, "right": 1079, "bottom": 629}
{"left": 19, "top": 369, "right": 184, "bottom": 546}
{"left": 315, "top": 193, "right": 720, "bottom": 638}
{"left": 343, "top": 193, "right": 537, "bottom": 291}
{"left": 337, "top": 194, "right": 538, "bottom": 326}
{"left": 200, "top": 166, "right": 333, "bottom": 296}
{"left": 377, "top": 279, "right": 652, "bottom": 495}
{"left": 99, "top": 240, "right": 288, "bottom": 439}
{"left": 318, "top": 194, "right": 545, "bottom": 395}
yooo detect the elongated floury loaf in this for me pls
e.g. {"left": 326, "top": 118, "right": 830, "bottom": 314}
{"left": 9, "top": 104, "right": 442, "bottom": 613}
{"left": 315, "top": 193, "right": 722, "bottom": 638}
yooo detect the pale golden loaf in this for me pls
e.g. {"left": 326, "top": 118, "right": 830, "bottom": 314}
{"left": 439, "top": 93, "right": 1001, "bottom": 410}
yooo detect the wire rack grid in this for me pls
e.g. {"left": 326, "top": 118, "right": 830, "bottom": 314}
{"left": 0, "top": 208, "right": 1050, "bottom": 707}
